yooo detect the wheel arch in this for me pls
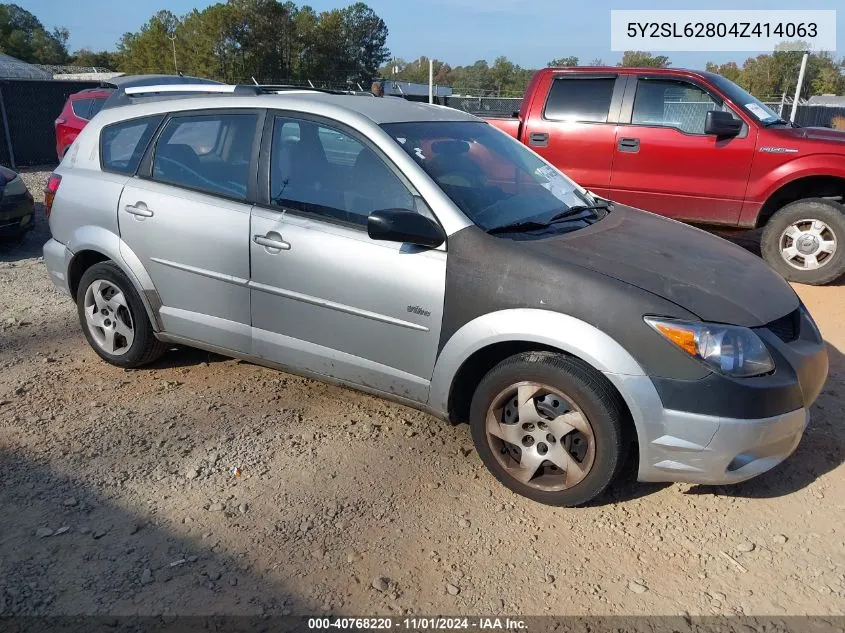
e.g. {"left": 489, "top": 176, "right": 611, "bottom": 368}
{"left": 429, "top": 309, "right": 656, "bottom": 450}
{"left": 755, "top": 172, "right": 845, "bottom": 229}
{"left": 66, "top": 226, "right": 162, "bottom": 331}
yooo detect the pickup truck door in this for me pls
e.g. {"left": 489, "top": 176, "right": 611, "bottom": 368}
{"left": 608, "top": 75, "right": 755, "bottom": 225}
{"left": 520, "top": 73, "right": 625, "bottom": 194}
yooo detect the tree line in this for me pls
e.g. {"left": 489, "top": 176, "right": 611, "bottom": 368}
{"left": 2, "top": 2, "right": 843, "bottom": 99}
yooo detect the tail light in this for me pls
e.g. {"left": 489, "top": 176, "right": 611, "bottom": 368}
{"left": 44, "top": 174, "right": 62, "bottom": 218}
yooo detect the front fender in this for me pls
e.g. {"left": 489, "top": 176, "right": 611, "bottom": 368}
{"left": 428, "top": 308, "right": 674, "bottom": 482}
{"left": 67, "top": 225, "right": 162, "bottom": 331}
{"left": 750, "top": 153, "right": 845, "bottom": 203}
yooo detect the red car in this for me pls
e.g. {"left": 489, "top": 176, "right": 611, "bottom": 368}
{"left": 55, "top": 87, "right": 113, "bottom": 159}
{"left": 486, "top": 66, "right": 845, "bottom": 285}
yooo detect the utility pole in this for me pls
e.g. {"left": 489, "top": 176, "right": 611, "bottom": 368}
{"left": 167, "top": 33, "right": 179, "bottom": 74}
{"left": 790, "top": 51, "right": 809, "bottom": 123}
{"left": 428, "top": 58, "right": 434, "bottom": 104}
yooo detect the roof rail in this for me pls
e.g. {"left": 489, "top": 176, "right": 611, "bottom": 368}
{"left": 123, "top": 84, "right": 240, "bottom": 96}
{"left": 102, "top": 81, "right": 373, "bottom": 109}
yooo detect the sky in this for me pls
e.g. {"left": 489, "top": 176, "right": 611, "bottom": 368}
{"left": 26, "top": 0, "right": 845, "bottom": 69}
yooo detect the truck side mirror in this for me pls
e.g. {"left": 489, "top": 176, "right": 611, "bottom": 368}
{"left": 705, "top": 110, "right": 743, "bottom": 137}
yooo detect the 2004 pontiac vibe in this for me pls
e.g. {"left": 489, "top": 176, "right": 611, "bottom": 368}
{"left": 42, "top": 83, "right": 828, "bottom": 506}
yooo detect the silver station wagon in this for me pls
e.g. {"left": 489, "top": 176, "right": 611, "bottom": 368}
{"left": 43, "top": 81, "right": 828, "bottom": 506}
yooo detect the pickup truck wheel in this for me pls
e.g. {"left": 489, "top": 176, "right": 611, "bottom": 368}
{"left": 761, "top": 198, "right": 845, "bottom": 285}
{"left": 76, "top": 262, "right": 168, "bottom": 368}
{"left": 469, "top": 352, "right": 628, "bottom": 507}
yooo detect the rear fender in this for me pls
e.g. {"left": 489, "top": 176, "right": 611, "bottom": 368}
{"left": 67, "top": 225, "right": 162, "bottom": 331}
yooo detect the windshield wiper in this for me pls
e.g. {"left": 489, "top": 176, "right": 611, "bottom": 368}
{"left": 763, "top": 117, "right": 792, "bottom": 128}
{"left": 487, "top": 202, "right": 610, "bottom": 235}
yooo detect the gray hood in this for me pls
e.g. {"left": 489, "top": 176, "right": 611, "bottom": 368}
{"left": 517, "top": 204, "right": 799, "bottom": 327}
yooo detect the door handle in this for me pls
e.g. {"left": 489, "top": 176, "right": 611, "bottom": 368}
{"left": 618, "top": 137, "right": 640, "bottom": 152}
{"left": 125, "top": 203, "right": 154, "bottom": 217}
{"left": 253, "top": 233, "right": 291, "bottom": 251}
{"left": 529, "top": 132, "right": 549, "bottom": 147}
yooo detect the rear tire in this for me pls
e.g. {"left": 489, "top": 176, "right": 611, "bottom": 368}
{"left": 76, "top": 262, "right": 168, "bottom": 368}
{"left": 761, "top": 198, "right": 845, "bottom": 285}
{"left": 469, "top": 351, "right": 629, "bottom": 507}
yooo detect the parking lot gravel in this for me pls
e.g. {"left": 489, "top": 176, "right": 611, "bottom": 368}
{"left": 1, "top": 168, "right": 844, "bottom": 617}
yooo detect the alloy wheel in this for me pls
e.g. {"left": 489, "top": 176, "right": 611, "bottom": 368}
{"left": 779, "top": 219, "right": 837, "bottom": 271}
{"left": 82, "top": 279, "right": 135, "bottom": 356}
{"left": 485, "top": 381, "right": 596, "bottom": 491}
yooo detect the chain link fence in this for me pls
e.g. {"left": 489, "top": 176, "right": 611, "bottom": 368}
{"left": 443, "top": 95, "right": 523, "bottom": 117}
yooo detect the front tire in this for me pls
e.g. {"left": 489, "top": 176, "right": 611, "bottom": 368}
{"left": 469, "top": 352, "right": 629, "bottom": 507}
{"left": 76, "top": 262, "right": 168, "bottom": 368}
{"left": 761, "top": 198, "right": 845, "bottom": 285}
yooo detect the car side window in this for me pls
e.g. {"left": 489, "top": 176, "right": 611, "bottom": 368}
{"left": 71, "top": 98, "right": 94, "bottom": 120}
{"left": 152, "top": 113, "right": 257, "bottom": 200}
{"left": 544, "top": 78, "right": 616, "bottom": 123}
{"left": 270, "top": 116, "right": 415, "bottom": 227}
{"left": 632, "top": 79, "right": 734, "bottom": 134}
{"left": 89, "top": 97, "right": 107, "bottom": 119}
{"left": 101, "top": 116, "right": 163, "bottom": 175}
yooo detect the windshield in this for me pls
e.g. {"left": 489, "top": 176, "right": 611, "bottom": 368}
{"left": 381, "top": 121, "right": 601, "bottom": 233}
{"left": 705, "top": 73, "right": 782, "bottom": 124}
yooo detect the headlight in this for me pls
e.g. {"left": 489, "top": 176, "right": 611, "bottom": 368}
{"left": 644, "top": 317, "right": 775, "bottom": 377}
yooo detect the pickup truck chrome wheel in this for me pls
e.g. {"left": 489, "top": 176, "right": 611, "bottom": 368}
{"left": 485, "top": 381, "right": 596, "bottom": 491}
{"left": 779, "top": 219, "right": 837, "bottom": 271}
{"left": 82, "top": 279, "right": 135, "bottom": 356}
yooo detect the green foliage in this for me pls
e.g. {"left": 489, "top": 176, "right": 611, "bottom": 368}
{"left": 114, "top": 0, "right": 389, "bottom": 85}
{"left": 547, "top": 56, "right": 578, "bottom": 68}
{"left": 379, "top": 56, "right": 532, "bottom": 96}
{"left": 706, "top": 51, "right": 845, "bottom": 100}
{"left": 618, "top": 51, "right": 671, "bottom": 67}
{"left": 71, "top": 49, "right": 120, "bottom": 70}
{"left": 0, "top": 3, "right": 69, "bottom": 64}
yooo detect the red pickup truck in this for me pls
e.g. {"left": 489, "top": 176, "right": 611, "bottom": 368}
{"left": 487, "top": 67, "right": 845, "bottom": 285}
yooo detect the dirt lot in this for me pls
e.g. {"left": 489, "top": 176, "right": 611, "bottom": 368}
{"left": 1, "top": 169, "right": 844, "bottom": 618}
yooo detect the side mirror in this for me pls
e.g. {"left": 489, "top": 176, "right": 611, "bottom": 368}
{"left": 367, "top": 209, "right": 446, "bottom": 248}
{"left": 705, "top": 110, "right": 743, "bottom": 137}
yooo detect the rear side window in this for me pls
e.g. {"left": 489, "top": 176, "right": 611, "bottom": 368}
{"left": 101, "top": 116, "right": 163, "bottom": 175}
{"left": 71, "top": 98, "right": 94, "bottom": 119}
{"left": 152, "top": 113, "right": 257, "bottom": 200}
{"left": 88, "top": 97, "right": 107, "bottom": 119}
{"left": 544, "top": 77, "right": 616, "bottom": 123}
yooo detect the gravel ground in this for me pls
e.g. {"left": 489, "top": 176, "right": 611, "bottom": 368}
{"left": 1, "top": 168, "right": 844, "bottom": 617}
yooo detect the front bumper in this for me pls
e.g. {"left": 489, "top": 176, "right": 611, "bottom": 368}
{"left": 0, "top": 196, "right": 35, "bottom": 236}
{"left": 608, "top": 307, "right": 827, "bottom": 486}
{"left": 638, "top": 406, "right": 808, "bottom": 484}
{"left": 43, "top": 238, "right": 72, "bottom": 296}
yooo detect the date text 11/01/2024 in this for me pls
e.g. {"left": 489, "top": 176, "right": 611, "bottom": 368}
{"left": 626, "top": 21, "right": 817, "bottom": 38}
{"left": 307, "top": 617, "right": 527, "bottom": 630}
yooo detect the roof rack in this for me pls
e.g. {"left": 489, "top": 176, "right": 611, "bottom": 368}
{"left": 102, "top": 81, "right": 370, "bottom": 109}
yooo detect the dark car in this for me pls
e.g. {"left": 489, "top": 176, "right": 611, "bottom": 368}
{"left": 0, "top": 166, "right": 35, "bottom": 240}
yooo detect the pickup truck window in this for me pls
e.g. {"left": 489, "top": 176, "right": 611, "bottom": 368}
{"left": 704, "top": 73, "right": 782, "bottom": 125}
{"left": 632, "top": 79, "right": 729, "bottom": 135}
{"left": 382, "top": 120, "right": 602, "bottom": 235}
{"left": 544, "top": 78, "right": 616, "bottom": 123}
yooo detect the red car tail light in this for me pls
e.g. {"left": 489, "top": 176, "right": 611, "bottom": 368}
{"left": 44, "top": 174, "right": 62, "bottom": 218}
